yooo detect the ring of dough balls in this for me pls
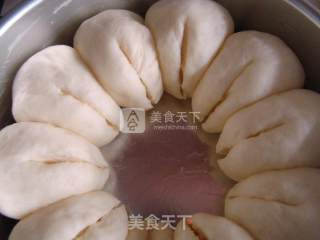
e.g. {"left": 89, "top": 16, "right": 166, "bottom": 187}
{"left": 225, "top": 168, "right": 320, "bottom": 240}
{"left": 12, "top": 45, "right": 121, "bottom": 147}
{"left": 3, "top": 0, "right": 319, "bottom": 239}
{"left": 192, "top": 31, "right": 305, "bottom": 133}
{"left": 146, "top": 0, "right": 234, "bottom": 99}
{"left": 9, "top": 191, "right": 128, "bottom": 240}
{"left": 174, "top": 213, "right": 253, "bottom": 240}
{"left": 0, "top": 122, "right": 109, "bottom": 219}
{"left": 74, "top": 9, "right": 163, "bottom": 109}
{"left": 217, "top": 89, "right": 320, "bottom": 181}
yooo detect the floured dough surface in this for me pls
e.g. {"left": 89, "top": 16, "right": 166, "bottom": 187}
{"left": 226, "top": 168, "right": 320, "bottom": 240}
{"left": 175, "top": 213, "right": 253, "bottom": 240}
{"left": 74, "top": 9, "right": 163, "bottom": 109}
{"left": 9, "top": 191, "right": 128, "bottom": 240}
{"left": 217, "top": 89, "right": 320, "bottom": 181}
{"left": 126, "top": 222, "right": 173, "bottom": 240}
{"left": 12, "top": 45, "right": 120, "bottom": 147}
{"left": 192, "top": 31, "right": 305, "bottom": 133}
{"left": 146, "top": 0, "right": 234, "bottom": 99}
{"left": 0, "top": 122, "right": 109, "bottom": 219}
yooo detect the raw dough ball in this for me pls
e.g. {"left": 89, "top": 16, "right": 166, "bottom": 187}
{"left": 126, "top": 222, "right": 173, "bottom": 240}
{"left": 225, "top": 168, "right": 320, "bottom": 240}
{"left": 149, "top": 226, "right": 173, "bottom": 240}
{"left": 12, "top": 45, "right": 120, "bottom": 147}
{"left": 74, "top": 10, "right": 163, "bottom": 109}
{"left": 174, "top": 213, "right": 252, "bottom": 240}
{"left": 0, "top": 122, "right": 109, "bottom": 219}
{"left": 9, "top": 191, "right": 128, "bottom": 240}
{"left": 192, "top": 31, "right": 305, "bottom": 133}
{"left": 146, "top": 0, "right": 234, "bottom": 99}
{"left": 217, "top": 89, "right": 320, "bottom": 181}
{"left": 126, "top": 228, "right": 148, "bottom": 240}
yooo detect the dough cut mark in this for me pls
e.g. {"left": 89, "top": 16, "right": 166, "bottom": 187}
{"left": 118, "top": 44, "right": 154, "bottom": 106}
{"left": 191, "top": 33, "right": 230, "bottom": 95}
{"left": 246, "top": 123, "right": 285, "bottom": 140}
{"left": 29, "top": 158, "right": 108, "bottom": 170}
{"left": 58, "top": 88, "right": 118, "bottom": 130}
{"left": 179, "top": 19, "right": 189, "bottom": 99}
{"left": 202, "top": 60, "right": 254, "bottom": 124}
{"left": 219, "top": 122, "right": 285, "bottom": 154}
{"left": 83, "top": 21, "right": 153, "bottom": 106}
{"left": 228, "top": 195, "right": 299, "bottom": 207}
{"left": 186, "top": 220, "right": 208, "bottom": 240}
{"left": 72, "top": 202, "right": 123, "bottom": 240}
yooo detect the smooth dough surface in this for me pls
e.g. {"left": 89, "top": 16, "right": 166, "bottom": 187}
{"left": 126, "top": 228, "right": 148, "bottom": 240}
{"left": 192, "top": 31, "right": 305, "bottom": 133}
{"left": 9, "top": 191, "right": 128, "bottom": 240}
{"left": 146, "top": 0, "right": 234, "bottom": 99}
{"left": 225, "top": 168, "right": 320, "bottom": 240}
{"left": 12, "top": 45, "right": 120, "bottom": 147}
{"left": 126, "top": 222, "right": 173, "bottom": 240}
{"left": 174, "top": 213, "right": 253, "bottom": 240}
{"left": 74, "top": 9, "right": 163, "bottom": 109}
{"left": 217, "top": 89, "right": 320, "bottom": 181}
{"left": 0, "top": 122, "right": 109, "bottom": 219}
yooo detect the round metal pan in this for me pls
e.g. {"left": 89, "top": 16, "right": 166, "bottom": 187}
{"left": 0, "top": 0, "right": 319, "bottom": 239}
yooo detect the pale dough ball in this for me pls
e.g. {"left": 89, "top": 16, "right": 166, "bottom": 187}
{"left": 217, "top": 89, "right": 320, "bottom": 181}
{"left": 126, "top": 228, "right": 148, "bottom": 240}
{"left": 12, "top": 45, "right": 120, "bottom": 147}
{"left": 174, "top": 213, "right": 253, "bottom": 240}
{"left": 192, "top": 31, "right": 305, "bottom": 133}
{"left": 146, "top": 0, "right": 234, "bottom": 99}
{"left": 9, "top": 191, "right": 128, "bottom": 240}
{"left": 126, "top": 221, "right": 173, "bottom": 240}
{"left": 225, "top": 168, "right": 320, "bottom": 240}
{"left": 74, "top": 10, "right": 163, "bottom": 109}
{"left": 149, "top": 226, "right": 173, "bottom": 240}
{"left": 0, "top": 122, "right": 109, "bottom": 219}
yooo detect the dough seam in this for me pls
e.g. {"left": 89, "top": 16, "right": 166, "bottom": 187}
{"left": 202, "top": 60, "right": 254, "bottom": 124}
{"left": 246, "top": 122, "right": 285, "bottom": 140}
{"left": 72, "top": 202, "right": 124, "bottom": 240}
{"left": 28, "top": 159, "right": 108, "bottom": 170}
{"left": 220, "top": 122, "right": 285, "bottom": 154}
{"left": 227, "top": 195, "right": 299, "bottom": 207}
{"left": 187, "top": 220, "right": 208, "bottom": 240}
{"left": 117, "top": 44, "right": 154, "bottom": 106}
{"left": 179, "top": 18, "right": 189, "bottom": 99}
{"left": 58, "top": 87, "right": 118, "bottom": 130}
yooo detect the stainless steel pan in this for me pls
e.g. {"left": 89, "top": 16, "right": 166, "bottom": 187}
{"left": 0, "top": 0, "right": 319, "bottom": 238}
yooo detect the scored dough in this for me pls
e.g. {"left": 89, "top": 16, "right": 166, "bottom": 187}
{"left": 74, "top": 10, "right": 163, "bottom": 109}
{"left": 174, "top": 213, "right": 253, "bottom": 240}
{"left": 146, "top": 0, "right": 234, "bottom": 99}
{"left": 12, "top": 45, "right": 120, "bottom": 147}
{"left": 192, "top": 31, "right": 305, "bottom": 133}
{"left": 0, "top": 122, "right": 109, "bottom": 219}
{"left": 9, "top": 191, "right": 128, "bottom": 240}
{"left": 225, "top": 168, "right": 320, "bottom": 240}
{"left": 217, "top": 89, "right": 320, "bottom": 181}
